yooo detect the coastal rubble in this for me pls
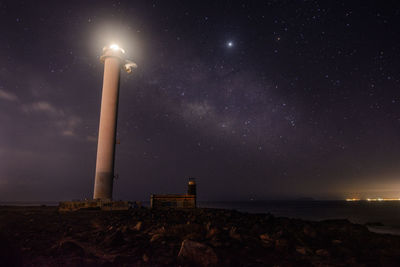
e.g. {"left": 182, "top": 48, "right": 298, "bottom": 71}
{"left": 0, "top": 206, "right": 400, "bottom": 266}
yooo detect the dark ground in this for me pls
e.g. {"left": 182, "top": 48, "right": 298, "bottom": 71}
{"left": 1, "top": 206, "right": 400, "bottom": 266}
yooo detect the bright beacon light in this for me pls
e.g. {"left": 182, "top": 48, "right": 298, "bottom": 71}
{"left": 109, "top": 44, "right": 125, "bottom": 53}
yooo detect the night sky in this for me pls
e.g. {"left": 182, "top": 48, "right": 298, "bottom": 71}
{"left": 1, "top": 1, "right": 400, "bottom": 201}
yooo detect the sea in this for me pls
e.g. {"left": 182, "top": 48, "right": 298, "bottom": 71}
{"left": 2, "top": 200, "right": 400, "bottom": 236}
{"left": 198, "top": 200, "right": 400, "bottom": 236}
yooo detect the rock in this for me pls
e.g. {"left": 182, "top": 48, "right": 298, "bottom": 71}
{"left": 229, "top": 226, "right": 241, "bottom": 240}
{"left": 251, "top": 223, "right": 263, "bottom": 234}
{"left": 142, "top": 253, "right": 149, "bottom": 262}
{"left": 206, "top": 228, "right": 218, "bottom": 239}
{"left": 133, "top": 221, "right": 142, "bottom": 231}
{"left": 332, "top": 239, "right": 342, "bottom": 244}
{"left": 260, "top": 234, "right": 274, "bottom": 248}
{"left": 120, "top": 225, "right": 128, "bottom": 233}
{"left": 150, "top": 233, "right": 163, "bottom": 242}
{"left": 259, "top": 233, "right": 272, "bottom": 242}
{"left": 296, "top": 246, "right": 307, "bottom": 255}
{"left": 209, "top": 239, "right": 222, "bottom": 247}
{"left": 58, "top": 239, "right": 85, "bottom": 256}
{"left": 205, "top": 222, "right": 212, "bottom": 231}
{"left": 273, "top": 230, "right": 283, "bottom": 239}
{"left": 303, "top": 225, "right": 316, "bottom": 238}
{"left": 178, "top": 239, "right": 218, "bottom": 267}
{"left": 102, "top": 231, "right": 125, "bottom": 247}
{"left": 184, "top": 232, "right": 203, "bottom": 241}
{"left": 315, "top": 249, "right": 330, "bottom": 257}
{"left": 275, "top": 239, "right": 288, "bottom": 250}
{"left": 154, "top": 226, "right": 166, "bottom": 234}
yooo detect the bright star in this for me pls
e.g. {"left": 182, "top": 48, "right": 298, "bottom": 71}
{"left": 227, "top": 41, "right": 233, "bottom": 47}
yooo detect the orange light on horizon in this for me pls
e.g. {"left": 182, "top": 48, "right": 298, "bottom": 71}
{"left": 345, "top": 198, "right": 360, "bottom": 201}
{"left": 346, "top": 198, "right": 400, "bottom": 202}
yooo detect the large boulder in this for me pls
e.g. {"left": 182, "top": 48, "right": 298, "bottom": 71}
{"left": 101, "top": 230, "right": 125, "bottom": 247}
{"left": 57, "top": 239, "right": 85, "bottom": 257}
{"left": 178, "top": 239, "right": 218, "bottom": 267}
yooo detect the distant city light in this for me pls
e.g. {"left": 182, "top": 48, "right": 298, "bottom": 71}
{"left": 346, "top": 198, "right": 400, "bottom": 202}
{"left": 345, "top": 198, "right": 360, "bottom": 202}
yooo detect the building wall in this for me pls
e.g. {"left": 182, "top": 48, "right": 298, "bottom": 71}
{"left": 150, "top": 194, "right": 196, "bottom": 208}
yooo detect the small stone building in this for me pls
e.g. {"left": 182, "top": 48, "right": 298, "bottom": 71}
{"left": 151, "top": 179, "right": 197, "bottom": 209}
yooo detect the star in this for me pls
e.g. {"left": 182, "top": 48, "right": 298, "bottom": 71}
{"left": 227, "top": 41, "right": 234, "bottom": 48}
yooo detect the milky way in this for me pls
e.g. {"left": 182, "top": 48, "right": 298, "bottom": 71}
{"left": 1, "top": 1, "right": 400, "bottom": 201}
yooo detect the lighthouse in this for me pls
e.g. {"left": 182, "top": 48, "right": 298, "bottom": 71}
{"left": 93, "top": 44, "right": 136, "bottom": 200}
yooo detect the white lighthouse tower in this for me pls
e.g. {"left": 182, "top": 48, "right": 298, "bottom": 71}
{"left": 93, "top": 44, "right": 137, "bottom": 200}
{"left": 58, "top": 44, "right": 136, "bottom": 211}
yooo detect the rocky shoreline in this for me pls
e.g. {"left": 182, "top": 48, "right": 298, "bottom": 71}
{"left": 1, "top": 206, "right": 400, "bottom": 266}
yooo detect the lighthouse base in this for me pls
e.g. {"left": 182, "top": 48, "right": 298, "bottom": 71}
{"left": 58, "top": 199, "right": 139, "bottom": 212}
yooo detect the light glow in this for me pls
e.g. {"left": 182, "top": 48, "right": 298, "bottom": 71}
{"left": 109, "top": 44, "right": 125, "bottom": 53}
